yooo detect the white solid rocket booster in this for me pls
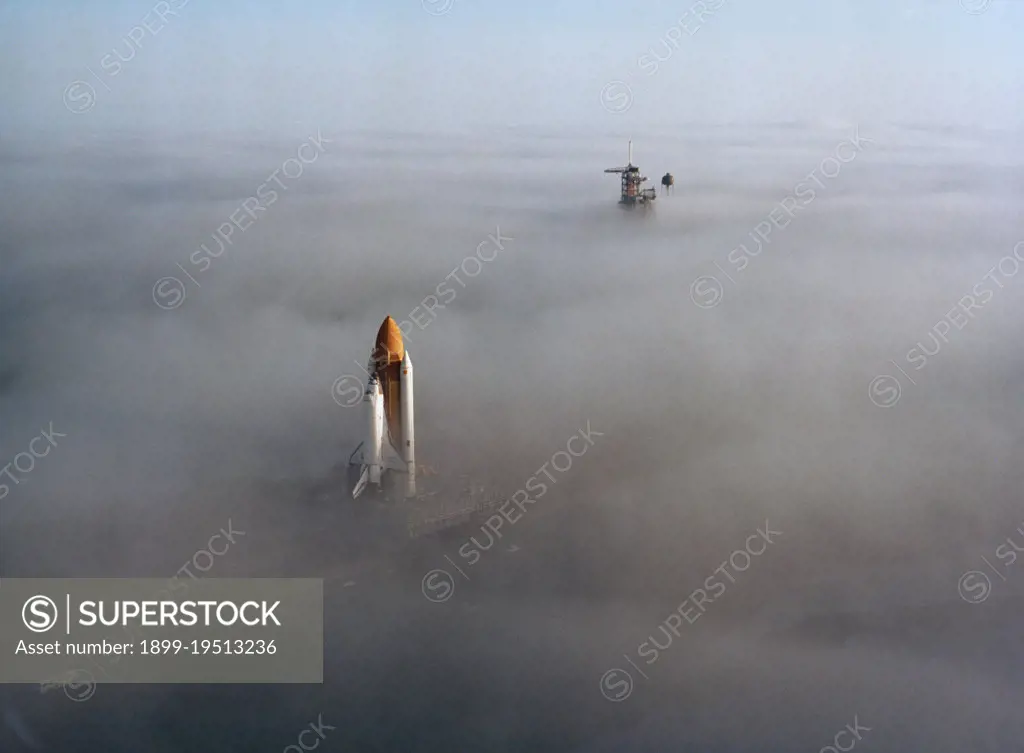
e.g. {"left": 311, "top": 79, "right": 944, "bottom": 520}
{"left": 367, "top": 375, "right": 383, "bottom": 487}
{"left": 401, "top": 350, "right": 415, "bottom": 498}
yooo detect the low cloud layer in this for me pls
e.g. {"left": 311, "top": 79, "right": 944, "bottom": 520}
{"left": 1, "top": 122, "right": 1024, "bottom": 751}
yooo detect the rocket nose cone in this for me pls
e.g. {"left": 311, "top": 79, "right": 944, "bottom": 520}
{"left": 374, "top": 316, "right": 405, "bottom": 367}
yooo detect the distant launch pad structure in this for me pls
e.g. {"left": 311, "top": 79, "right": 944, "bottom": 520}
{"left": 604, "top": 140, "right": 657, "bottom": 208}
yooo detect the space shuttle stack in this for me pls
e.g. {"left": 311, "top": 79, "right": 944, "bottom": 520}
{"left": 350, "top": 316, "right": 418, "bottom": 499}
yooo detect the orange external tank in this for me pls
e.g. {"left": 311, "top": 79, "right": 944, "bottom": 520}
{"left": 373, "top": 316, "right": 405, "bottom": 446}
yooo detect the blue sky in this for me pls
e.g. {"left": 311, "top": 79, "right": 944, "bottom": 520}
{"left": 1, "top": 0, "right": 1022, "bottom": 133}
